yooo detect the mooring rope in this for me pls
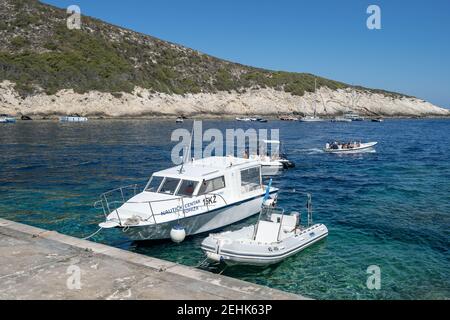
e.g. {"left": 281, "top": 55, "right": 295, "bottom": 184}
{"left": 82, "top": 227, "right": 103, "bottom": 240}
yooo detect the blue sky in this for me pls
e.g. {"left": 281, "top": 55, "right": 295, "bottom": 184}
{"left": 42, "top": 0, "right": 450, "bottom": 108}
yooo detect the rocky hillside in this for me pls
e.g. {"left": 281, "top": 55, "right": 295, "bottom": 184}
{"left": 0, "top": 0, "right": 448, "bottom": 118}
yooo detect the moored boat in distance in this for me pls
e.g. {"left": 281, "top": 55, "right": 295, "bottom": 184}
{"left": 59, "top": 116, "right": 88, "bottom": 122}
{"left": 236, "top": 117, "right": 252, "bottom": 122}
{"left": 176, "top": 117, "right": 184, "bottom": 123}
{"left": 371, "top": 118, "right": 384, "bottom": 122}
{"left": 324, "top": 141, "right": 378, "bottom": 153}
{"left": 0, "top": 116, "right": 16, "bottom": 123}
{"left": 96, "top": 156, "right": 278, "bottom": 241}
{"left": 331, "top": 117, "right": 352, "bottom": 122}
{"left": 249, "top": 116, "right": 268, "bottom": 123}
{"left": 248, "top": 139, "right": 295, "bottom": 176}
{"left": 299, "top": 116, "right": 325, "bottom": 122}
{"left": 343, "top": 112, "right": 364, "bottom": 121}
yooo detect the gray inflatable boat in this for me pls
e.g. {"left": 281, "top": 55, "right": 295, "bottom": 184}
{"left": 201, "top": 195, "right": 328, "bottom": 266}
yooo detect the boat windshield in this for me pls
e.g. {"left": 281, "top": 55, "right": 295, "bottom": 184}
{"left": 198, "top": 176, "right": 226, "bottom": 195}
{"left": 159, "top": 178, "right": 181, "bottom": 195}
{"left": 176, "top": 180, "right": 199, "bottom": 197}
{"left": 240, "top": 167, "right": 261, "bottom": 193}
{"left": 145, "top": 176, "right": 164, "bottom": 192}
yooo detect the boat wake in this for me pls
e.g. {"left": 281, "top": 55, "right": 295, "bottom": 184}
{"left": 295, "top": 148, "right": 324, "bottom": 155}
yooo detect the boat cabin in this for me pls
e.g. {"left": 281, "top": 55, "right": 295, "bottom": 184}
{"left": 101, "top": 156, "right": 267, "bottom": 226}
{"left": 144, "top": 156, "right": 263, "bottom": 201}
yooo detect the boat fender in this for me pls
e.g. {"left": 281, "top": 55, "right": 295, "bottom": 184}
{"left": 170, "top": 225, "right": 186, "bottom": 243}
{"left": 206, "top": 252, "right": 223, "bottom": 263}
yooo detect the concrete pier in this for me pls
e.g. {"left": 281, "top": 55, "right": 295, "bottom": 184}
{"left": 0, "top": 218, "right": 306, "bottom": 300}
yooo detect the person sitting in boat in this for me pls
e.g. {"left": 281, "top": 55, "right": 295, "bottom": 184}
{"left": 330, "top": 141, "right": 338, "bottom": 149}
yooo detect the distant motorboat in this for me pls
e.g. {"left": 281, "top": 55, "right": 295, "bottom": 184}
{"left": 331, "top": 117, "right": 352, "bottom": 122}
{"left": 299, "top": 116, "right": 325, "bottom": 122}
{"left": 279, "top": 116, "right": 299, "bottom": 121}
{"left": 236, "top": 117, "right": 251, "bottom": 122}
{"left": 248, "top": 140, "right": 295, "bottom": 176}
{"left": 0, "top": 117, "right": 16, "bottom": 123}
{"left": 324, "top": 141, "right": 378, "bottom": 153}
{"left": 371, "top": 118, "right": 384, "bottom": 122}
{"left": 176, "top": 117, "right": 184, "bottom": 123}
{"left": 249, "top": 116, "right": 268, "bottom": 123}
{"left": 343, "top": 113, "right": 364, "bottom": 121}
{"left": 59, "top": 116, "right": 88, "bottom": 122}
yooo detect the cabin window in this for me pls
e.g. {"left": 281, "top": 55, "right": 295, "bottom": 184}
{"left": 145, "top": 176, "right": 164, "bottom": 192}
{"left": 159, "top": 178, "right": 181, "bottom": 195}
{"left": 198, "top": 176, "right": 226, "bottom": 195}
{"left": 240, "top": 167, "right": 261, "bottom": 193}
{"left": 176, "top": 180, "right": 199, "bottom": 197}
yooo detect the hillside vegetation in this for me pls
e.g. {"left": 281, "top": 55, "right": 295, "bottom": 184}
{"left": 0, "top": 0, "right": 405, "bottom": 99}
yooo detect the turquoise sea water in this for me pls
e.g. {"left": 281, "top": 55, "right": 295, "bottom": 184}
{"left": 0, "top": 119, "right": 449, "bottom": 299}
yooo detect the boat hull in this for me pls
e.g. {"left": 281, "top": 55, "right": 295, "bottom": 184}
{"left": 121, "top": 193, "right": 275, "bottom": 241}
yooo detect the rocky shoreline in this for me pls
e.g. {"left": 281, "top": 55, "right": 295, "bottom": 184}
{"left": 1, "top": 81, "right": 448, "bottom": 119}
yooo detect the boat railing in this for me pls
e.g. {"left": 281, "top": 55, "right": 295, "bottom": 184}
{"left": 94, "top": 184, "right": 139, "bottom": 219}
{"left": 94, "top": 185, "right": 228, "bottom": 227}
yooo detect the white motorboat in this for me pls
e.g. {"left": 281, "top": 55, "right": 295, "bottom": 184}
{"left": 324, "top": 141, "right": 378, "bottom": 153}
{"left": 96, "top": 156, "right": 278, "bottom": 241}
{"left": 59, "top": 116, "right": 88, "bottom": 122}
{"left": 236, "top": 117, "right": 251, "bottom": 122}
{"left": 0, "top": 117, "right": 16, "bottom": 123}
{"left": 249, "top": 116, "right": 268, "bottom": 123}
{"left": 176, "top": 117, "right": 184, "bottom": 123}
{"left": 299, "top": 116, "right": 325, "bottom": 122}
{"left": 343, "top": 113, "right": 364, "bottom": 121}
{"left": 331, "top": 117, "right": 352, "bottom": 122}
{"left": 248, "top": 140, "right": 295, "bottom": 176}
{"left": 201, "top": 190, "right": 328, "bottom": 266}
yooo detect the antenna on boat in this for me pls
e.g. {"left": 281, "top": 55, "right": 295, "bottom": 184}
{"left": 306, "top": 193, "right": 313, "bottom": 227}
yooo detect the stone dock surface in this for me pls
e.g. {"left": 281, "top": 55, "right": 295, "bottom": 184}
{"left": 0, "top": 218, "right": 306, "bottom": 300}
